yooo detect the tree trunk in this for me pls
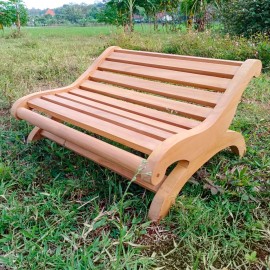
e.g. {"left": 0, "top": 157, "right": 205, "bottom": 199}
{"left": 128, "top": 0, "right": 134, "bottom": 32}
{"left": 187, "top": 14, "right": 193, "bottom": 30}
{"left": 197, "top": 13, "right": 206, "bottom": 32}
{"left": 129, "top": 7, "right": 133, "bottom": 32}
{"left": 154, "top": 14, "right": 158, "bottom": 31}
{"left": 124, "top": 23, "right": 129, "bottom": 33}
{"left": 16, "top": 5, "right": 21, "bottom": 32}
{"left": 198, "top": 18, "right": 205, "bottom": 32}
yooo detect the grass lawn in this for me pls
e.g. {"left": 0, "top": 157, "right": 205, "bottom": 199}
{"left": 0, "top": 26, "right": 269, "bottom": 269}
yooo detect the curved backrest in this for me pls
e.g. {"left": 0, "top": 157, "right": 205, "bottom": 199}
{"left": 74, "top": 47, "right": 259, "bottom": 133}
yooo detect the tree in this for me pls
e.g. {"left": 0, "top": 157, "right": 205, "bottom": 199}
{"left": 0, "top": 1, "right": 14, "bottom": 28}
{"left": 10, "top": 0, "right": 27, "bottom": 31}
{"left": 100, "top": 0, "right": 183, "bottom": 32}
{"left": 139, "top": 0, "right": 161, "bottom": 30}
{"left": 0, "top": 0, "right": 27, "bottom": 31}
{"left": 181, "top": 0, "right": 224, "bottom": 31}
{"left": 222, "top": 0, "right": 270, "bottom": 37}
{"left": 59, "top": 4, "right": 88, "bottom": 25}
{"left": 98, "top": 1, "right": 125, "bottom": 27}
{"left": 158, "top": 0, "right": 182, "bottom": 31}
{"left": 126, "top": 0, "right": 135, "bottom": 32}
{"left": 181, "top": 0, "right": 208, "bottom": 31}
{"left": 28, "top": 3, "right": 105, "bottom": 26}
{"left": 99, "top": 0, "right": 165, "bottom": 31}
{"left": 100, "top": 0, "right": 215, "bottom": 32}
{"left": 98, "top": 0, "right": 137, "bottom": 32}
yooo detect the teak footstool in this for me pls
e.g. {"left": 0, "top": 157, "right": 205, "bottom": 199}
{"left": 11, "top": 46, "right": 262, "bottom": 221}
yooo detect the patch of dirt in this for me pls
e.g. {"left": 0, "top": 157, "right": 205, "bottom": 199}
{"left": 243, "top": 97, "right": 270, "bottom": 108}
{"left": 0, "top": 109, "right": 12, "bottom": 130}
{"left": 0, "top": 265, "right": 13, "bottom": 270}
{"left": 0, "top": 109, "right": 9, "bottom": 117}
{"left": 252, "top": 241, "right": 270, "bottom": 262}
{"left": 137, "top": 224, "right": 179, "bottom": 266}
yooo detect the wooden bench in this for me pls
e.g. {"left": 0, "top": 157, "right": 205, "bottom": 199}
{"left": 11, "top": 46, "right": 262, "bottom": 221}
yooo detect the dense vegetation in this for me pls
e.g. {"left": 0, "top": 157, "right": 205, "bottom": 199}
{"left": 0, "top": 26, "right": 270, "bottom": 269}
{"left": 28, "top": 2, "right": 104, "bottom": 26}
{"left": 222, "top": 0, "right": 270, "bottom": 37}
{"left": 0, "top": 0, "right": 27, "bottom": 31}
{"left": 98, "top": 0, "right": 270, "bottom": 35}
{"left": 24, "top": 0, "right": 270, "bottom": 37}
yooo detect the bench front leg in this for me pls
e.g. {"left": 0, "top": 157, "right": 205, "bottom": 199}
{"left": 148, "top": 160, "right": 191, "bottom": 221}
{"left": 148, "top": 130, "right": 246, "bottom": 221}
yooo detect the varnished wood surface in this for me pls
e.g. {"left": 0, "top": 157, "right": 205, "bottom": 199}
{"left": 28, "top": 98, "right": 162, "bottom": 154}
{"left": 91, "top": 70, "right": 222, "bottom": 107}
{"left": 80, "top": 80, "right": 212, "bottom": 121}
{"left": 107, "top": 52, "right": 239, "bottom": 78}
{"left": 99, "top": 61, "right": 230, "bottom": 91}
{"left": 114, "top": 49, "right": 244, "bottom": 66}
{"left": 55, "top": 92, "right": 185, "bottom": 133}
{"left": 11, "top": 46, "right": 262, "bottom": 221}
{"left": 69, "top": 89, "right": 200, "bottom": 129}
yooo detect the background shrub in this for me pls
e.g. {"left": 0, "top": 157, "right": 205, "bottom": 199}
{"left": 222, "top": 0, "right": 270, "bottom": 37}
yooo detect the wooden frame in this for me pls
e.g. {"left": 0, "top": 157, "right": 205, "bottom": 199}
{"left": 11, "top": 46, "right": 262, "bottom": 221}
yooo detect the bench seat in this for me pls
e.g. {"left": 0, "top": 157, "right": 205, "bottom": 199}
{"left": 11, "top": 46, "right": 262, "bottom": 221}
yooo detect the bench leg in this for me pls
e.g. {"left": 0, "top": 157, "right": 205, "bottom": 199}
{"left": 27, "top": 126, "right": 43, "bottom": 143}
{"left": 148, "top": 130, "right": 246, "bottom": 221}
{"left": 148, "top": 160, "right": 192, "bottom": 221}
{"left": 228, "top": 131, "right": 246, "bottom": 157}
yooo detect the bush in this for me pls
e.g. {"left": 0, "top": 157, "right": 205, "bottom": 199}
{"left": 5, "top": 29, "right": 25, "bottom": 39}
{"left": 222, "top": 0, "right": 270, "bottom": 37}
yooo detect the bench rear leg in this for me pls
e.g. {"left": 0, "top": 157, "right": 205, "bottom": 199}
{"left": 27, "top": 126, "right": 43, "bottom": 143}
{"left": 228, "top": 131, "right": 246, "bottom": 157}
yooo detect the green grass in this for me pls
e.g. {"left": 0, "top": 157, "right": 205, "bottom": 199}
{"left": 0, "top": 26, "right": 270, "bottom": 269}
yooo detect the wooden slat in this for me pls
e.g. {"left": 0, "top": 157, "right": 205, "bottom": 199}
{"left": 80, "top": 80, "right": 212, "bottom": 121}
{"left": 41, "top": 95, "right": 174, "bottom": 140}
{"left": 99, "top": 61, "right": 230, "bottom": 91}
{"left": 17, "top": 107, "right": 145, "bottom": 174}
{"left": 107, "top": 52, "right": 239, "bottom": 78}
{"left": 70, "top": 89, "right": 200, "bottom": 129}
{"left": 91, "top": 70, "right": 222, "bottom": 107}
{"left": 27, "top": 98, "right": 162, "bottom": 154}
{"left": 115, "top": 49, "right": 243, "bottom": 66}
{"left": 56, "top": 92, "right": 185, "bottom": 133}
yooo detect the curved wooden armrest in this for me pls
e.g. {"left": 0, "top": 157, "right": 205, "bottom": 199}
{"left": 11, "top": 85, "right": 73, "bottom": 119}
{"left": 141, "top": 126, "right": 210, "bottom": 185}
